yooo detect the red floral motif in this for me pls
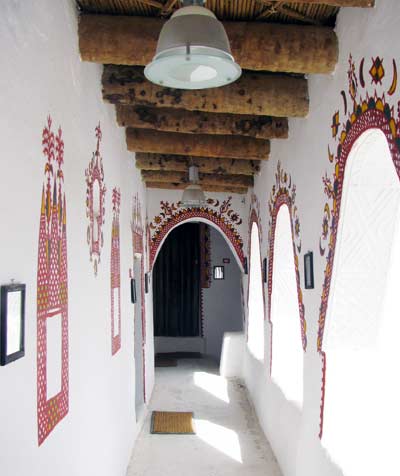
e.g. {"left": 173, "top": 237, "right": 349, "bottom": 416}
{"left": 37, "top": 116, "right": 69, "bottom": 445}
{"left": 149, "top": 200, "right": 244, "bottom": 268}
{"left": 131, "top": 193, "right": 146, "bottom": 402}
{"left": 317, "top": 54, "right": 400, "bottom": 439}
{"left": 111, "top": 188, "right": 121, "bottom": 355}
{"left": 267, "top": 162, "right": 306, "bottom": 362}
{"left": 85, "top": 123, "right": 106, "bottom": 275}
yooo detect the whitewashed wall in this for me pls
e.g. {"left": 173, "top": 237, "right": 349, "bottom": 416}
{"left": 203, "top": 228, "right": 243, "bottom": 360}
{"left": 0, "top": 1, "right": 153, "bottom": 476}
{"left": 241, "top": 1, "right": 399, "bottom": 475}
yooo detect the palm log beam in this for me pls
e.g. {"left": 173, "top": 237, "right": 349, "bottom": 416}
{"left": 127, "top": 129, "right": 269, "bottom": 160}
{"left": 261, "top": 0, "right": 374, "bottom": 5}
{"left": 117, "top": 105, "right": 288, "bottom": 140}
{"left": 135, "top": 153, "right": 261, "bottom": 175}
{"left": 103, "top": 66, "right": 309, "bottom": 118}
{"left": 145, "top": 182, "right": 248, "bottom": 194}
{"left": 141, "top": 170, "right": 254, "bottom": 188}
{"left": 79, "top": 15, "right": 338, "bottom": 75}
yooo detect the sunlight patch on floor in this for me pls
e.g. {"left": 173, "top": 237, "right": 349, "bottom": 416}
{"left": 193, "top": 371, "right": 230, "bottom": 403}
{"left": 194, "top": 418, "right": 243, "bottom": 464}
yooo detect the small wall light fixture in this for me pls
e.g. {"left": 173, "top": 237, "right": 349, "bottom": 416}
{"left": 263, "top": 257, "right": 268, "bottom": 283}
{"left": 243, "top": 257, "right": 248, "bottom": 275}
{"left": 213, "top": 266, "right": 225, "bottom": 280}
{"left": 145, "top": 273, "right": 150, "bottom": 294}
{"left": 0, "top": 282, "right": 26, "bottom": 366}
{"left": 130, "top": 278, "right": 137, "bottom": 304}
{"left": 304, "top": 251, "right": 314, "bottom": 290}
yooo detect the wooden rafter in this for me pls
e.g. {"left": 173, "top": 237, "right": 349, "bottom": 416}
{"left": 79, "top": 15, "right": 338, "bottom": 75}
{"left": 103, "top": 66, "right": 309, "bottom": 118}
{"left": 141, "top": 170, "right": 254, "bottom": 188}
{"left": 116, "top": 105, "right": 288, "bottom": 140}
{"left": 145, "top": 181, "right": 248, "bottom": 194}
{"left": 258, "top": 0, "right": 374, "bottom": 6}
{"left": 135, "top": 153, "right": 262, "bottom": 175}
{"left": 126, "top": 128, "right": 270, "bottom": 160}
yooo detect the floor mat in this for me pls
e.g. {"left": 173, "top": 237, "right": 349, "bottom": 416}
{"left": 151, "top": 411, "right": 195, "bottom": 435}
{"left": 155, "top": 355, "right": 178, "bottom": 367}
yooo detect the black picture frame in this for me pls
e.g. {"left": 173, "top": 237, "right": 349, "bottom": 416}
{"left": 130, "top": 278, "right": 137, "bottom": 304}
{"left": 243, "top": 257, "right": 248, "bottom": 275}
{"left": 263, "top": 257, "right": 268, "bottom": 283}
{"left": 145, "top": 273, "right": 149, "bottom": 294}
{"left": 0, "top": 283, "right": 26, "bottom": 366}
{"left": 304, "top": 252, "right": 314, "bottom": 290}
{"left": 213, "top": 266, "right": 225, "bottom": 280}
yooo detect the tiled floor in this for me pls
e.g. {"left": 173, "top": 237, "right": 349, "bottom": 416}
{"left": 127, "top": 358, "right": 282, "bottom": 476}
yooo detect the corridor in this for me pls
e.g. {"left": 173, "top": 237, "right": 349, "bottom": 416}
{"left": 127, "top": 358, "right": 282, "bottom": 476}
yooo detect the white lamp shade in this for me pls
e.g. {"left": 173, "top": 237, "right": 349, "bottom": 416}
{"left": 181, "top": 184, "right": 206, "bottom": 208}
{"left": 144, "top": 6, "right": 241, "bottom": 90}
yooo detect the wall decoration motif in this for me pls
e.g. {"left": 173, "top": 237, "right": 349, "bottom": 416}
{"left": 317, "top": 53, "right": 400, "bottom": 438}
{"left": 131, "top": 193, "right": 146, "bottom": 402}
{"left": 246, "top": 193, "right": 265, "bottom": 340}
{"left": 111, "top": 188, "right": 121, "bottom": 355}
{"left": 267, "top": 161, "right": 306, "bottom": 353}
{"left": 85, "top": 123, "right": 106, "bottom": 275}
{"left": 149, "top": 197, "right": 244, "bottom": 269}
{"left": 37, "top": 116, "right": 69, "bottom": 445}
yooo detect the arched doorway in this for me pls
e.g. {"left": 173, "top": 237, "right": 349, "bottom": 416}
{"left": 320, "top": 129, "right": 400, "bottom": 475}
{"left": 152, "top": 221, "right": 243, "bottom": 363}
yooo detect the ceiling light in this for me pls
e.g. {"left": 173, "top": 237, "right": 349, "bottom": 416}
{"left": 181, "top": 165, "right": 206, "bottom": 208}
{"left": 144, "top": 1, "right": 241, "bottom": 90}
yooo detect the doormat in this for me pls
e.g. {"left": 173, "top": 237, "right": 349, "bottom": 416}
{"left": 151, "top": 411, "right": 195, "bottom": 435}
{"left": 155, "top": 355, "right": 178, "bottom": 367}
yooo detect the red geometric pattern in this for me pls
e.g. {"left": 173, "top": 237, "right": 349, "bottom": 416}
{"left": 267, "top": 162, "right": 307, "bottom": 373}
{"left": 200, "top": 223, "right": 211, "bottom": 289}
{"left": 85, "top": 123, "right": 106, "bottom": 275}
{"left": 37, "top": 116, "right": 69, "bottom": 445}
{"left": 246, "top": 201, "right": 266, "bottom": 342}
{"left": 111, "top": 188, "right": 121, "bottom": 355}
{"left": 149, "top": 198, "right": 244, "bottom": 269}
{"left": 317, "top": 54, "right": 400, "bottom": 439}
{"left": 131, "top": 193, "right": 146, "bottom": 402}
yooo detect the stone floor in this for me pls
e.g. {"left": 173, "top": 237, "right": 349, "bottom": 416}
{"left": 127, "top": 358, "right": 282, "bottom": 476}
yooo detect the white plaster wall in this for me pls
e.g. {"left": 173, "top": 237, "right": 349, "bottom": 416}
{"left": 0, "top": 1, "right": 153, "bottom": 475}
{"left": 241, "top": 2, "right": 399, "bottom": 476}
{"left": 203, "top": 228, "right": 243, "bottom": 360}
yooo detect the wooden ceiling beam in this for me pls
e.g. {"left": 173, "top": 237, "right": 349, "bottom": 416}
{"left": 103, "top": 66, "right": 309, "bottom": 118}
{"left": 141, "top": 170, "right": 254, "bottom": 187}
{"left": 135, "top": 153, "right": 262, "bottom": 175}
{"left": 117, "top": 105, "right": 288, "bottom": 140}
{"left": 127, "top": 129, "right": 269, "bottom": 160}
{"left": 79, "top": 14, "right": 338, "bottom": 75}
{"left": 145, "top": 181, "right": 248, "bottom": 194}
{"left": 265, "top": 0, "right": 374, "bottom": 6}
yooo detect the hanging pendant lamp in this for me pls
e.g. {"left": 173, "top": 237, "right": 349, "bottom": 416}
{"left": 181, "top": 165, "right": 206, "bottom": 208}
{"left": 144, "top": 0, "right": 242, "bottom": 90}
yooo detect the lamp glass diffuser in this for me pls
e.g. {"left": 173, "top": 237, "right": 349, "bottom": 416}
{"left": 144, "top": 6, "right": 241, "bottom": 90}
{"left": 181, "top": 165, "right": 206, "bottom": 208}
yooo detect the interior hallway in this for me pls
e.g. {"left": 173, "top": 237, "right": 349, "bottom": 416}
{"left": 127, "top": 358, "right": 282, "bottom": 476}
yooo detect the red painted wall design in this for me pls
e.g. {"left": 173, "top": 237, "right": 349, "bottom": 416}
{"left": 111, "top": 188, "right": 121, "bottom": 355}
{"left": 37, "top": 116, "right": 69, "bottom": 445}
{"left": 267, "top": 161, "right": 306, "bottom": 372}
{"left": 85, "top": 123, "right": 106, "bottom": 275}
{"left": 246, "top": 194, "right": 265, "bottom": 340}
{"left": 149, "top": 197, "right": 244, "bottom": 269}
{"left": 317, "top": 54, "right": 400, "bottom": 438}
{"left": 131, "top": 193, "right": 146, "bottom": 401}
